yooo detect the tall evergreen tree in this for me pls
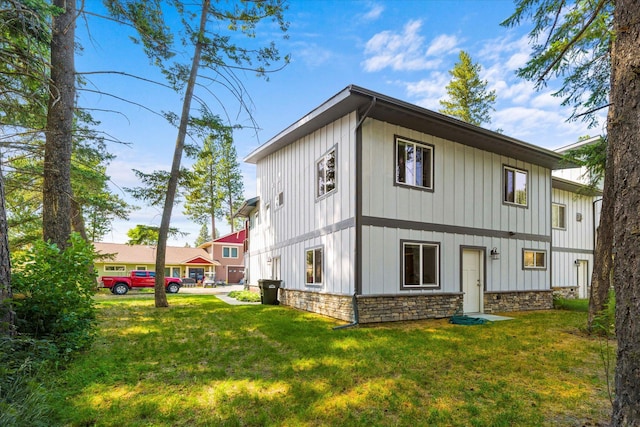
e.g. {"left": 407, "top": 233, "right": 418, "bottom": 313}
{"left": 215, "top": 131, "right": 244, "bottom": 233}
{"left": 194, "top": 223, "right": 209, "bottom": 247}
{"left": 439, "top": 50, "right": 497, "bottom": 126}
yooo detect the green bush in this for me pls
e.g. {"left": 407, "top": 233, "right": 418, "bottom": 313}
{"left": 228, "top": 290, "right": 261, "bottom": 302}
{"left": 11, "top": 234, "right": 98, "bottom": 356}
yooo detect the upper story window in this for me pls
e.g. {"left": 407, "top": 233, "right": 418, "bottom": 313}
{"left": 223, "top": 247, "right": 239, "bottom": 258}
{"left": 552, "top": 203, "right": 566, "bottom": 229}
{"left": 401, "top": 240, "right": 440, "bottom": 289}
{"left": 395, "top": 136, "right": 434, "bottom": 190}
{"left": 275, "top": 191, "right": 284, "bottom": 208}
{"left": 317, "top": 148, "right": 336, "bottom": 198}
{"left": 523, "top": 249, "right": 546, "bottom": 269}
{"left": 504, "top": 166, "right": 528, "bottom": 206}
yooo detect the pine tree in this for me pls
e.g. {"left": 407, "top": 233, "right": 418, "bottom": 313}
{"left": 439, "top": 51, "right": 496, "bottom": 127}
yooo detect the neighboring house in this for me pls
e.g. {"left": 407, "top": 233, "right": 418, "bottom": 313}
{"left": 551, "top": 136, "right": 604, "bottom": 299}
{"left": 198, "top": 229, "right": 246, "bottom": 283}
{"left": 94, "top": 242, "right": 218, "bottom": 282}
{"left": 238, "top": 84, "right": 575, "bottom": 324}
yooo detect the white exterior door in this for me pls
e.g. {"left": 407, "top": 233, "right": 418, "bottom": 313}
{"left": 462, "top": 249, "right": 483, "bottom": 313}
{"left": 577, "top": 260, "right": 589, "bottom": 298}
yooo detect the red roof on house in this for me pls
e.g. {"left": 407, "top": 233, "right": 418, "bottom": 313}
{"left": 213, "top": 229, "right": 246, "bottom": 244}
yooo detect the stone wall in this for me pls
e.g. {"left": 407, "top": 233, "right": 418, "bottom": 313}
{"left": 280, "top": 288, "right": 462, "bottom": 324}
{"left": 484, "top": 290, "right": 553, "bottom": 313}
{"left": 279, "top": 288, "right": 553, "bottom": 324}
{"left": 356, "top": 293, "right": 462, "bottom": 323}
{"left": 279, "top": 288, "right": 354, "bottom": 322}
{"left": 552, "top": 286, "right": 579, "bottom": 299}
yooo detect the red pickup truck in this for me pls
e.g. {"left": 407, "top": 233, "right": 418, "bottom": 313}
{"left": 99, "top": 270, "right": 182, "bottom": 295}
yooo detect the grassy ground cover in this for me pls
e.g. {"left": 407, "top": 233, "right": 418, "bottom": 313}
{"left": 46, "top": 295, "right": 613, "bottom": 426}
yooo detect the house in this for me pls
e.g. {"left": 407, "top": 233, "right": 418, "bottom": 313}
{"left": 238, "top": 85, "right": 576, "bottom": 324}
{"left": 198, "top": 229, "right": 246, "bottom": 283}
{"left": 550, "top": 177, "right": 601, "bottom": 298}
{"left": 94, "top": 242, "right": 218, "bottom": 282}
{"left": 551, "top": 137, "right": 604, "bottom": 299}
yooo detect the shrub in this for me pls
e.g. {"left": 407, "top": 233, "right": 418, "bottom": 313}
{"left": 11, "top": 233, "right": 98, "bottom": 357}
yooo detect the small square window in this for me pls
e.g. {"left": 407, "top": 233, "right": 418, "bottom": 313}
{"left": 223, "top": 247, "right": 238, "bottom": 258}
{"left": 276, "top": 191, "right": 284, "bottom": 208}
{"left": 401, "top": 241, "right": 440, "bottom": 288}
{"left": 552, "top": 203, "right": 566, "bottom": 229}
{"left": 504, "top": 166, "right": 528, "bottom": 206}
{"left": 523, "top": 249, "right": 546, "bottom": 269}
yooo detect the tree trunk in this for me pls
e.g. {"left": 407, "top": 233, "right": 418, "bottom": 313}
{"left": 43, "top": 0, "right": 75, "bottom": 250}
{"left": 588, "top": 141, "right": 614, "bottom": 331}
{"left": 0, "top": 167, "right": 15, "bottom": 336}
{"left": 71, "top": 195, "right": 89, "bottom": 241}
{"left": 228, "top": 191, "right": 234, "bottom": 232}
{"left": 610, "top": 0, "right": 640, "bottom": 424}
{"left": 155, "top": 0, "right": 210, "bottom": 307}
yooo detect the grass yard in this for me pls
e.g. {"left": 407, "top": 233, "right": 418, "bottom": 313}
{"left": 46, "top": 295, "right": 613, "bottom": 426}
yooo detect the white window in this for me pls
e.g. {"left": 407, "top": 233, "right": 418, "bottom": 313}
{"left": 523, "top": 249, "right": 546, "bottom": 269}
{"left": 136, "top": 266, "right": 147, "bottom": 271}
{"left": 504, "top": 166, "right": 528, "bottom": 206}
{"left": 223, "top": 247, "right": 238, "bottom": 258}
{"left": 104, "top": 265, "right": 126, "bottom": 272}
{"left": 552, "top": 203, "right": 566, "bottom": 229}
{"left": 317, "top": 148, "right": 336, "bottom": 198}
{"left": 395, "top": 136, "right": 434, "bottom": 190}
{"left": 275, "top": 191, "right": 284, "bottom": 208}
{"left": 401, "top": 241, "right": 439, "bottom": 288}
{"left": 305, "top": 247, "right": 323, "bottom": 285}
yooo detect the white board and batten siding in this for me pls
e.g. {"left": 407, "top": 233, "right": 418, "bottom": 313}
{"left": 248, "top": 112, "right": 358, "bottom": 295}
{"left": 551, "top": 187, "right": 598, "bottom": 298}
{"left": 360, "top": 118, "right": 552, "bottom": 296}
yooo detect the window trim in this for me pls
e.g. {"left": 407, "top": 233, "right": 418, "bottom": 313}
{"left": 400, "top": 239, "right": 441, "bottom": 290}
{"left": 135, "top": 266, "right": 147, "bottom": 271}
{"left": 305, "top": 246, "right": 323, "bottom": 287}
{"left": 222, "top": 246, "right": 239, "bottom": 258}
{"left": 104, "top": 265, "right": 126, "bottom": 272}
{"left": 503, "top": 165, "right": 529, "bottom": 208}
{"left": 522, "top": 249, "right": 547, "bottom": 270}
{"left": 552, "top": 203, "right": 567, "bottom": 230}
{"left": 316, "top": 146, "right": 337, "bottom": 200}
{"left": 394, "top": 135, "right": 435, "bottom": 192}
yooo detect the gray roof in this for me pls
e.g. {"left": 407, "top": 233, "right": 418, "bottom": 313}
{"left": 245, "top": 85, "right": 571, "bottom": 169}
{"left": 552, "top": 176, "right": 602, "bottom": 196}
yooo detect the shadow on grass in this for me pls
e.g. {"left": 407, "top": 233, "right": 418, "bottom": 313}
{"left": 47, "top": 295, "right": 612, "bottom": 427}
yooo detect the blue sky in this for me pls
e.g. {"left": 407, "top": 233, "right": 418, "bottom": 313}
{"left": 76, "top": 0, "right": 605, "bottom": 246}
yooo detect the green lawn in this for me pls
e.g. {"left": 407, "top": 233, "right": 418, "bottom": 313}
{"left": 46, "top": 295, "right": 613, "bottom": 426}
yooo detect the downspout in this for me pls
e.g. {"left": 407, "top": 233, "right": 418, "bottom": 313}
{"left": 334, "top": 96, "right": 376, "bottom": 331}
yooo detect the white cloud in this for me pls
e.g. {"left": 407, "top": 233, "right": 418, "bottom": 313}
{"left": 426, "top": 34, "right": 459, "bottom": 56}
{"left": 363, "top": 20, "right": 454, "bottom": 72}
{"left": 404, "top": 72, "right": 449, "bottom": 110}
{"left": 362, "top": 3, "right": 384, "bottom": 21}
{"left": 294, "top": 43, "right": 334, "bottom": 68}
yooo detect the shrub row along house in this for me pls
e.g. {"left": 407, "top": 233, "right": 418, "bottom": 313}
{"left": 236, "top": 85, "right": 601, "bottom": 324}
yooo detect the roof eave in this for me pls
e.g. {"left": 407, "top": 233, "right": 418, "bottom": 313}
{"left": 244, "top": 84, "right": 571, "bottom": 169}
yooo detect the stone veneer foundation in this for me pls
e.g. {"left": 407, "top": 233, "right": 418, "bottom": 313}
{"left": 277, "top": 288, "right": 554, "bottom": 324}
{"left": 483, "top": 290, "right": 554, "bottom": 313}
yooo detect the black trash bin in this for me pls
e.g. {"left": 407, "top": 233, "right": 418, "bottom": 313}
{"left": 258, "top": 279, "right": 281, "bottom": 305}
